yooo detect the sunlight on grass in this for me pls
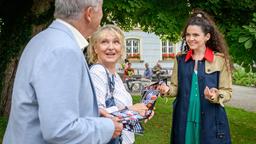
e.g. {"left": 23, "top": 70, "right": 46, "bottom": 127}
{"left": 0, "top": 96, "right": 255, "bottom": 143}
{"left": 134, "top": 96, "right": 173, "bottom": 144}
{"left": 132, "top": 96, "right": 256, "bottom": 144}
{"left": 226, "top": 107, "right": 256, "bottom": 144}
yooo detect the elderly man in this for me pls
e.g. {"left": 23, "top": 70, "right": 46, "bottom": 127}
{"left": 3, "top": 0, "right": 122, "bottom": 144}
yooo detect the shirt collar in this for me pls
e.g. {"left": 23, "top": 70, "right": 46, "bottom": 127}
{"left": 185, "top": 47, "right": 214, "bottom": 62}
{"left": 56, "top": 19, "right": 88, "bottom": 50}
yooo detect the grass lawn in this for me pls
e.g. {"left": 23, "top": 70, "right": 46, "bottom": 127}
{"left": 133, "top": 96, "right": 256, "bottom": 144}
{"left": 0, "top": 117, "right": 7, "bottom": 143}
{"left": 0, "top": 96, "right": 255, "bottom": 143}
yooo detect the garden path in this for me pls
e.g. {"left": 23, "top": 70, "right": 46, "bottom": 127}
{"left": 227, "top": 85, "right": 256, "bottom": 112}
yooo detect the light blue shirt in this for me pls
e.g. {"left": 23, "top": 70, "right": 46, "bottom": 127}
{"left": 3, "top": 20, "right": 114, "bottom": 144}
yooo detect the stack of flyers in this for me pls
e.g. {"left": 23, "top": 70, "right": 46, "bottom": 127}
{"left": 122, "top": 119, "right": 144, "bottom": 134}
{"left": 111, "top": 109, "right": 144, "bottom": 134}
{"left": 140, "top": 80, "right": 165, "bottom": 118}
{"left": 110, "top": 80, "right": 164, "bottom": 134}
{"left": 141, "top": 89, "right": 160, "bottom": 118}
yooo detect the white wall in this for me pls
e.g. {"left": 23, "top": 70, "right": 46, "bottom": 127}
{"left": 123, "top": 30, "right": 181, "bottom": 75}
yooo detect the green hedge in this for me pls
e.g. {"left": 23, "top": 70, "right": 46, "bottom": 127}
{"left": 232, "top": 64, "right": 256, "bottom": 87}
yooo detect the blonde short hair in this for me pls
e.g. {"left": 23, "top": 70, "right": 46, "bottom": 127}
{"left": 87, "top": 24, "right": 125, "bottom": 64}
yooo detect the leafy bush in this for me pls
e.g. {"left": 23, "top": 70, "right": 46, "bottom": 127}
{"left": 232, "top": 63, "right": 256, "bottom": 87}
{"left": 239, "top": 13, "right": 256, "bottom": 49}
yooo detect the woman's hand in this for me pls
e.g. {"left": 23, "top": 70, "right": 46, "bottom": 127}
{"left": 144, "top": 109, "right": 155, "bottom": 123}
{"left": 204, "top": 86, "right": 219, "bottom": 102}
{"left": 99, "top": 108, "right": 121, "bottom": 121}
{"left": 111, "top": 118, "right": 123, "bottom": 139}
{"left": 128, "top": 103, "right": 148, "bottom": 117}
{"left": 99, "top": 108, "right": 109, "bottom": 117}
{"left": 157, "top": 83, "right": 170, "bottom": 95}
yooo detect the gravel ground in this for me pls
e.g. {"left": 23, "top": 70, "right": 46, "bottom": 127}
{"left": 226, "top": 85, "right": 256, "bottom": 112}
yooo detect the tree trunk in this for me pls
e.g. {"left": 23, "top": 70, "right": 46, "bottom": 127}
{"left": 0, "top": 0, "right": 54, "bottom": 117}
{"left": 0, "top": 58, "right": 19, "bottom": 116}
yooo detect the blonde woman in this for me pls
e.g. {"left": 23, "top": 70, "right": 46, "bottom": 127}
{"left": 88, "top": 25, "right": 149, "bottom": 144}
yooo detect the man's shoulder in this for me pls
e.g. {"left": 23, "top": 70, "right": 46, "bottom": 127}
{"left": 31, "top": 24, "right": 75, "bottom": 48}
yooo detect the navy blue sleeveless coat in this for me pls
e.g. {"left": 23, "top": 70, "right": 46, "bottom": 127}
{"left": 171, "top": 55, "right": 231, "bottom": 144}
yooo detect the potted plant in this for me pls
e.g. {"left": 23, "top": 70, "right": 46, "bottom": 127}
{"left": 162, "top": 53, "right": 175, "bottom": 60}
{"left": 169, "top": 53, "right": 176, "bottom": 58}
{"left": 128, "top": 53, "right": 140, "bottom": 60}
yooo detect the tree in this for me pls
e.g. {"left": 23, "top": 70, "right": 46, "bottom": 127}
{"left": 239, "top": 13, "right": 256, "bottom": 49}
{"left": 0, "top": 0, "right": 256, "bottom": 116}
{"left": 0, "top": 0, "right": 190, "bottom": 116}
{"left": 103, "top": 0, "right": 190, "bottom": 41}
{"left": 103, "top": 0, "right": 256, "bottom": 68}
{"left": 0, "top": 0, "right": 54, "bottom": 116}
{"left": 236, "top": 13, "right": 256, "bottom": 70}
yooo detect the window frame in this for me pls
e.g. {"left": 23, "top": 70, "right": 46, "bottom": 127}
{"left": 161, "top": 40, "right": 175, "bottom": 60}
{"left": 125, "top": 38, "right": 141, "bottom": 60}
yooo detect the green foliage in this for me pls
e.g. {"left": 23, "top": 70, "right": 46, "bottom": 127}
{"left": 189, "top": 0, "right": 256, "bottom": 69}
{"left": 0, "top": 17, "right": 33, "bottom": 109}
{"left": 103, "top": 0, "right": 190, "bottom": 42}
{"left": 103, "top": 0, "right": 256, "bottom": 69}
{"left": 239, "top": 13, "right": 256, "bottom": 49}
{"left": 226, "top": 25, "right": 256, "bottom": 71}
{"left": 0, "top": 0, "right": 256, "bottom": 115}
{"left": 0, "top": 18, "right": 3, "bottom": 33}
{"left": 190, "top": 0, "right": 256, "bottom": 29}
{"left": 0, "top": 0, "right": 54, "bottom": 115}
{"left": 227, "top": 26, "right": 256, "bottom": 71}
{"left": 232, "top": 64, "right": 256, "bottom": 87}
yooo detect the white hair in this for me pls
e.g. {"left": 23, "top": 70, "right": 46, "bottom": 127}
{"left": 54, "top": 0, "right": 102, "bottom": 20}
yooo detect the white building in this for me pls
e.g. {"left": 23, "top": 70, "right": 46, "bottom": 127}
{"left": 123, "top": 28, "right": 182, "bottom": 75}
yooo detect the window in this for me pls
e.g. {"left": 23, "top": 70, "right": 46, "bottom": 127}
{"left": 162, "top": 40, "right": 175, "bottom": 60}
{"left": 126, "top": 38, "right": 140, "bottom": 60}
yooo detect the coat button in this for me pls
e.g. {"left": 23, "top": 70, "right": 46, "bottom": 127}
{"left": 217, "top": 133, "right": 225, "bottom": 139}
{"left": 207, "top": 69, "right": 211, "bottom": 72}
